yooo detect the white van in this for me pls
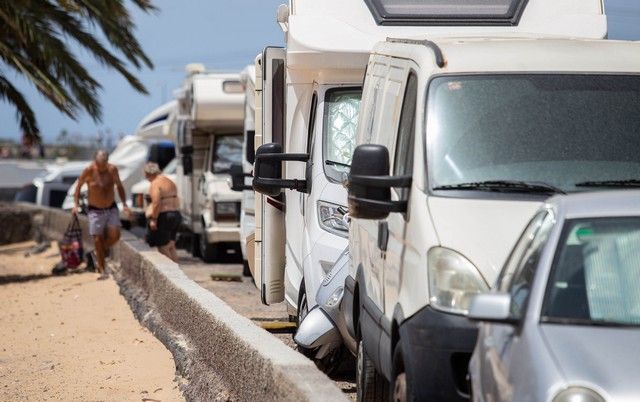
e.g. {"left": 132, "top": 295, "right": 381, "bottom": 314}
{"left": 342, "top": 7, "right": 634, "bottom": 402}
{"left": 61, "top": 101, "right": 177, "bottom": 223}
{"left": 174, "top": 66, "right": 245, "bottom": 262}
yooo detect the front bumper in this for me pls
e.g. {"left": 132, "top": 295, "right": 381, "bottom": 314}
{"left": 400, "top": 306, "right": 478, "bottom": 401}
{"left": 205, "top": 225, "right": 240, "bottom": 243}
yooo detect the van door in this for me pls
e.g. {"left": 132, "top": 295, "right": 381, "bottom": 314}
{"left": 257, "top": 47, "right": 287, "bottom": 305}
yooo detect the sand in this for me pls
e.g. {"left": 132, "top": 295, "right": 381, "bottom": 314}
{"left": 0, "top": 241, "right": 185, "bottom": 402}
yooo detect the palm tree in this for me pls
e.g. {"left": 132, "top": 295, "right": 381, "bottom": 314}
{"left": 0, "top": 0, "right": 156, "bottom": 140}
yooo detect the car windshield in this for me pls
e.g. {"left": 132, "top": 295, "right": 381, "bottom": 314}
{"left": 212, "top": 134, "right": 242, "bottom": 173}
{"left": 427, "top": 75, "right": 640, "bottom": 194}
{"left": 542, "top": 217, "right": 640, "bottom": 327}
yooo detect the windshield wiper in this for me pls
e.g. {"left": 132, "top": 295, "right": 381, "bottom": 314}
{"left": 325, "top": 160, "right": 351, "bottom": 168}
{"left": 575, "top": 179, "right": 640, "bottom": 188}
{"left": 542, "top": 317, "right": 640, "bottom": 328}
{"left": 433, "top": 180, "right": 566, "bottom": 195}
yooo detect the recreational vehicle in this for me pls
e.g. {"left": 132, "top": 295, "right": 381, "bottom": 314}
{"left": 341, "top": 1, "right": 614, "bottom": 400}
{"left": 174, "top": 66, "right": 244, "bottom": 262}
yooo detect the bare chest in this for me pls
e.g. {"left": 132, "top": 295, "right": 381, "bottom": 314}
{"left": 88, "top": 169, "right": 114, "bottom": 191}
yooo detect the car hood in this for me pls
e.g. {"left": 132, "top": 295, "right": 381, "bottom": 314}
{"left": 541, "top": 324, "right": 640, "bottom": 400}
{"left": 428, "top": 197, "right": 541, "bottom": 284}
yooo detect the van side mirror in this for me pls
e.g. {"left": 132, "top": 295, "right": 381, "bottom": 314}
{"left": 347, "top": 144, "right": 412, "bottom": 220}
{"left": 253, "top": 142, "right": 311, "bottom": 196}
{"left": 181, "top": 145, "right": 194, "bottom": 176}
{"left": 229, "top": 164, "right": 252, "bottom": 192}
{"left": 467, "top": 293, "right": 516, "bottom": 324}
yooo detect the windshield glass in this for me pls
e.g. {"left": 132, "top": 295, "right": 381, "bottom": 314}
{"left": 323, "top": 88, "right": 362, "bottom": 182}
{"left": 542, "top": 217, "right": 640, "bottom": 327}
{"left": 212, "top": 134, "right": 242, "bottom": 173}
{"left": 428, "top": 75, "right": 640, "bottom": 193}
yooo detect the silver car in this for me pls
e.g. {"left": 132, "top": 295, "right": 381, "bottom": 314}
{"left": 468, "top": 190, "right": 640, "bottom": 402}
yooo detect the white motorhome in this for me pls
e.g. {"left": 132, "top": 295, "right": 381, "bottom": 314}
{"left": 229, "top": 64, "right": 258, "bottom": 277}
{"left": 342, "top": 1, "right": 614, "bottom": 400}
{"left": 174, "top": 66, "right": 244, "bottom": 262}
{"left": 62, "top": 101, "right": 177, "bottom": 222}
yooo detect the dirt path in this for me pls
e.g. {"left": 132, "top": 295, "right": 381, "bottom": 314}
{"left": 0, "top": 241, "right": 185, "bottom": 402}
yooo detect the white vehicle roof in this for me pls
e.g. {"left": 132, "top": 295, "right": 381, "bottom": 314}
{"left": 135, "top": 100, "right": 178, "bottom": 140}
{"left": 372, "top": 37, "right": 640, "bottom": 74}
{"left": 286, "top": 0, "right": 606, "bottom": 70}
{"left": 41, "top": 161, "right": 88, "bottom": 182}
{"left": 175, "top": 70, "right": 244, "bottom": 129}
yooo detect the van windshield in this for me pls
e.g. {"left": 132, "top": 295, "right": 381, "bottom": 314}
{"left": 428, "top": 75, "right": 640, "bottom": 194}
{"left": 212, "top": 134, "right": 242, "bottom": 173}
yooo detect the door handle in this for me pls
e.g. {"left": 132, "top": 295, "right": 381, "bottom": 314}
{"left": 378, "top": 221, "right": 389, "bottom": 252}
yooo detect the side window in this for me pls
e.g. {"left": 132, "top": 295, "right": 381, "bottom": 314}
{"left": 322, "top": 88, "right": 362, "bottom": 182}
{"left": 502, "top": 212, "right": 554, "bottom": 319}
{"left": 272, "top": 58, "right": 285, "bottom": 147}
{"left": 393, "top": 72, "right": 418, "bottom": 200}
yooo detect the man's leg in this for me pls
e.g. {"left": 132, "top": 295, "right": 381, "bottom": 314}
{"left": 104, "top": 225, "right": 121, "bottom": 249}
{"left": 94, "top": 234, "right": 105, "bottom": 274}
{"left": 168, "top": 241, "right": 179, "bottom": 262}
{"left": 157, "top": 244, "right": 173, "bottom": 260}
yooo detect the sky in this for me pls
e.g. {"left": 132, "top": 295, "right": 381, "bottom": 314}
{"left": 1, "top": 0, "right": 640, "bottom": 143}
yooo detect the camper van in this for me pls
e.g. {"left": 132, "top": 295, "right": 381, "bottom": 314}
{"left": 229, "top": 64, "right": 258, "bottom": 277}
{"left": 174, "top": 66, "right": 244, "bottom": 263}
{"left": 340, "top": 1, "right": 617, "bottom": 400}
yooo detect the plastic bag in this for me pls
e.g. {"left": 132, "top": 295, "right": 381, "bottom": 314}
{"left": 59, "top": 215, "right": 84, "bottom": 269}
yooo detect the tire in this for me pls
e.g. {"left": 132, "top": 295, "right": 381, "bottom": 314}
{"left": 242, "top": 259, "right": 252, "bottom": 277}
{"left": 392, "top": 342, "right": 414, "bottom": 402}
{"left": 199, "top": 231, "right": 219, "bottom": 263}
{"left": 357, "top": 339, "right": 389, "bottom": 402}
{"left": 190, "top": 234, "right": 202, "bottom": 258}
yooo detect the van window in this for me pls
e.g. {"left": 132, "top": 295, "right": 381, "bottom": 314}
{"left": 427, "top": 75, "right": 640, "bottom": 195}
{"left": 393, "top": 73, "right": 418, "bottom": 200}
{"left": 148, "top": 142, "right": 176, "bottom": 171}
{"left": 272, "top": 59, "right": 285, "bottom": 146}
{"left": 365, "top": 0, "right": 527, "bottom": 25}
{"left": 212, "top": 134, "right": 242, "bottom": 173}
{"left": 322, "top": 88, "right": 362, "bottom": 183}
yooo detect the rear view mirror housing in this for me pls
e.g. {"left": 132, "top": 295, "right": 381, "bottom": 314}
{"left": 229, "top": 164, "right": 252, "bottom": 192}
{"left": 253, "top": 142, "right": 311, "bottom": 196}
{"left": 347, "top": 144, "right": 412, "bottom": 220}
{"left": 467, "top": 293, "right": 517, "bottom": 324}
{"left": 181, "top": 145, "right": 194, "bottom": 176}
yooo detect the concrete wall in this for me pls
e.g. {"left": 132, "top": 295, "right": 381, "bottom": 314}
{"left": 9, "top": 203, "right": 348, "bottom": 402}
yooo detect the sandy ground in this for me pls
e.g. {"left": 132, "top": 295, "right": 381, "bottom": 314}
{"left": 0, "top": 241, "right": 185, "bottom": 402}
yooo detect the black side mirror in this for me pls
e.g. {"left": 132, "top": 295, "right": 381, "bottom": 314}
{"left": 348, "top": 144, "right": 412, "bottom": 220}
{"left": 253, "top": 142, "right": 310, "bottom": 196}
{"left": 181, "top": 145, "right": 194, "bottom": 175}
{"left": 229, "top": 164, "right": 252, "bottom": 192}
{"left": 246, "top": 130, "right": 255, "bottom": 165}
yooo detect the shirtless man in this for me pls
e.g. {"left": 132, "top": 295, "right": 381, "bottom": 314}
{"left": 144, "top": 162, "right": 181, "bottom": 262}
{"left": 72, "top": 150, "right": 131, "bottom": 279}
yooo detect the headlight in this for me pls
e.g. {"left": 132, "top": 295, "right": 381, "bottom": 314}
{"left": 428, "top": 247, "right": 489, "bottom": 315}
{"left": 324, "top": 287, "right": 344, "bottom": 308}
{"left": 553, "top": 387, "right": 605, "bottom": 402}
{"left": 318, "top": 201, "right": 349, "bottom": 238}
{"left": 214, "top": 201, "right": 239, "bottom": 221}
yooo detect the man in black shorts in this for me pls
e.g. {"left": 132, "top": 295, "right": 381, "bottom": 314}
{"left": 144, "top": 162, "right": 181, "bottom": 262}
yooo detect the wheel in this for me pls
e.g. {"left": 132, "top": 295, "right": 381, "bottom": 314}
{"left": 357, "top": 338, "right": 389, "bottom": 402}
{"left": 295, "top": 283, "right": 344, "bottom": 375}
{"left": 199, "top": 231, "right": 219, "bottom": 263}
{"left": 392, "top": 342, "right": 414, "bottom": 402}
{"left": 242, "top": 259, "right": 252, "bottom": 277}
{"left": 190, "top": 234, "right": 202, "bottom": 258}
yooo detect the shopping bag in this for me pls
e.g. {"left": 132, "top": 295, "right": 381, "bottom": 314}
{"left": 59, "top": 215, "right": 84, "bottom": 269}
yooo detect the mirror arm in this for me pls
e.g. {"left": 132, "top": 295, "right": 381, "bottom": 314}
{"left": 255, "top": 152, "right": 309, "bottom": 163}
{"left": 254, "top": 177, "right": 307, "bottom": 193}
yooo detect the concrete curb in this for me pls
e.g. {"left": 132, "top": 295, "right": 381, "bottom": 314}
{"left": 12, "top": 203, "right": 348, "bottom": 402}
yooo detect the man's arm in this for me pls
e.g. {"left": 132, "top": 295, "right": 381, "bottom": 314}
{"left": 73, "top": 168, "right": 89, "bottom": 214}
{"left": 112, "top": 166, "right": 131, "bottom": 219}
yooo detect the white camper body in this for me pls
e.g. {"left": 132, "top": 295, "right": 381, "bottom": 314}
{"left": 254, "top": 0, "right": 607, "bottom": 319}
{"left": 340, "top": 1, "right": 613, "bottom": 400}
{"left": 61, "top": 101, "right": 178, "bottom": 218}
{"left": 174, "top": 70, "right": 245, "bottom": 262}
